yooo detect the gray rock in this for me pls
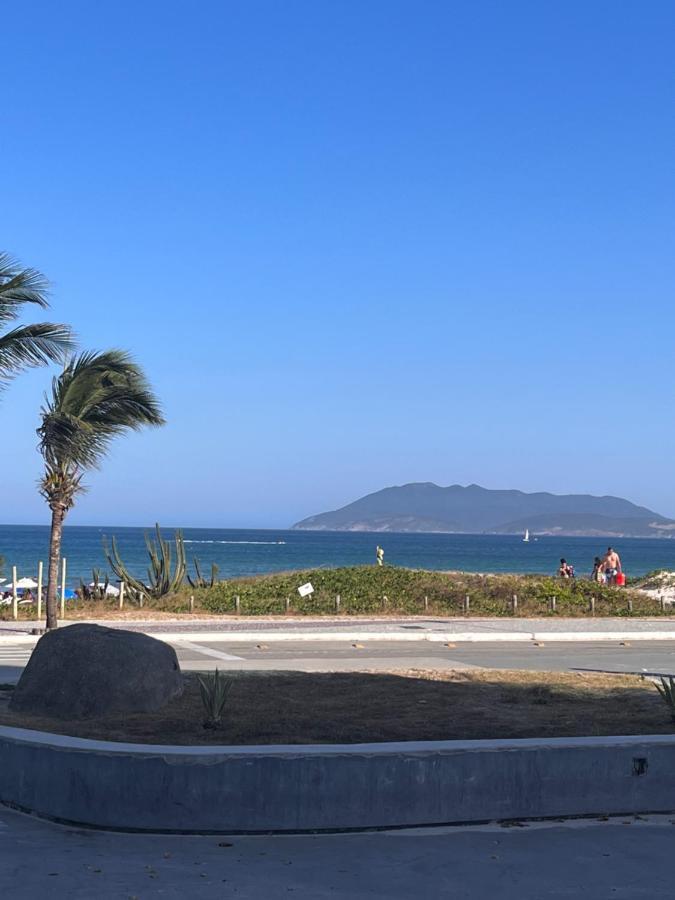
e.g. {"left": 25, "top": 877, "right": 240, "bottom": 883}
{"left": 9, "top": 624, "right": 183, "bottom": 719}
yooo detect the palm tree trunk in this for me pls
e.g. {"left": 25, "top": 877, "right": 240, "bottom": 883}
{"left": 46, "top": 504, "right": 66, "bottom": 630}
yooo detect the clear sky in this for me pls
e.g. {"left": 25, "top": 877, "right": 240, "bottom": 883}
{"left": 2, "top": 1, "right": 675, "bottom": 527}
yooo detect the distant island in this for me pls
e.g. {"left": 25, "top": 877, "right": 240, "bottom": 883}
{"left": 292, "top": 483, "right": 675, "bottom": 538}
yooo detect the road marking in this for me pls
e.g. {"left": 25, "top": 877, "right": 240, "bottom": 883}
{"left": 172, "top": 639, "right": 244, "bottom": 661}
{"left": 0, "top": 647, "right": 32, "bottom": 659}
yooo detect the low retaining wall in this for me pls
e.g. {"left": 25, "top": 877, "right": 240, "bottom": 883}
{"left": 1, "top": 726, "right": 675, "bottom": 833}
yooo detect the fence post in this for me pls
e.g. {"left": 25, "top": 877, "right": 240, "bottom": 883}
{"left": 119, "top": 582, "right": 125, "bottom": 610}
{"left": 424, "top": 595, "right": 429, "bottom": 612}
{"left": 235, "top": 594, "right": 241, "bottom": 615}
{"left": 37, "top": 560, "right": 43, "bottom": 622}
{"left": 11, "top": 565, "right": 18, "bottom": 621}
{"left": 464, "top": 594, "right": 470, "bottom": 614}
{"left": 336, "top": 593, "right": 341, "bottom": 613}
{"left": 512, "top": 593, "right": 518, "bottom": 615}
{"left": 190, "top": 594, "right": 195, "bottom": 614}
{"left": 60, "top": 558, "right": 66, "bottom": 620}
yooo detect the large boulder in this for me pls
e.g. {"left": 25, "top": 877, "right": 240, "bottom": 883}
{"left": 9, "top": 624, "right": 183, "bottom": 719}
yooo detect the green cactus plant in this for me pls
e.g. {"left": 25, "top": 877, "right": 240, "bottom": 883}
{"left": 79, "top": 568, "right": 111, "bottom": 601}
{"left": 103, "top": 523, "right": 186, "bottom": 599}
{"left": 188, "top": 557, "right": 220, "bottom": 589}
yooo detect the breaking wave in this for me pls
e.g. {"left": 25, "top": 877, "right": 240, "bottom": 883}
{"left": 183, "top": 540, "right": 286, "bottom": 545}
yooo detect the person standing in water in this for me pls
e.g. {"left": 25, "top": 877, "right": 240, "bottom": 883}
{"left": 376, "top": 545, "right": 384, "bottom": 566}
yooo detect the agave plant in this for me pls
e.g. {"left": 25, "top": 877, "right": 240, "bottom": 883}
{"left": 655, "top": 676, "right": 675, "bottom": 722}
{"left": 197, "top": 668, "right": 233, "bottom": 729}
{"left": 103, "top": 524, "right": 186, "bottom": 600}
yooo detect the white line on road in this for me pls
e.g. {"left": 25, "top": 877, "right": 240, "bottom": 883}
{"left": 171, "top": 639, "right": 245, "bottom": 661}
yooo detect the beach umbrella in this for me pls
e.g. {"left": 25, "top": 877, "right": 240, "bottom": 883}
{"left": 4, "top": 577, "right": 38, "bottom": 590}
{"left": 89, "top": 582, "right": 120, "bottom": 596}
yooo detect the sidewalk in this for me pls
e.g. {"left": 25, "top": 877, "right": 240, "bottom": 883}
{"left": 3, "top": 615, "right": 675, "bottom": 643}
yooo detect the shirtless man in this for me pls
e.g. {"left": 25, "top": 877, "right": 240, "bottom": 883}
{"left": 603, "top": 547, "right": 622, "bottom": 584}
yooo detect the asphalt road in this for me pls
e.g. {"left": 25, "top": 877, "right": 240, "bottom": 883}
{"left": 1, "top": 805, "right": 673, "bottom": 899}
{"left": 2, "top": 638, "right": 675, "bottom": 683}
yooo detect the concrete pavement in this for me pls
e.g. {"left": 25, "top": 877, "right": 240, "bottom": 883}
{"left": 1, "top": 805, "right": 673, "bottom": 898}
{"left": 2, "top": 635, "right": 675, "bottom": 684}
{"left": 5, "top": 614, "right": 675, "bottom": 643}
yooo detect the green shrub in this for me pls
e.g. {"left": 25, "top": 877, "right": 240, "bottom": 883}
{"left": 185, "top": 565, "right": 658, "bottom": 618}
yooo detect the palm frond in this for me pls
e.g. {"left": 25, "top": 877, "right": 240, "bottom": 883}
{"left": 0, "top": 322, "right": 75, "bottom": 380}
{"left": 0, "top": 252, "right": 50, "bottom": 324}
{"left": 38, "top": 349, "right": 165, "bottom": 474}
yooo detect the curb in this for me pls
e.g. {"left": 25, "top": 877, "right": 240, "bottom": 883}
{"left": 4, "top": 629, "right": 675, "bottom": 645}
{"left": 2, "top": 727, "right": 675, "bottom": 832}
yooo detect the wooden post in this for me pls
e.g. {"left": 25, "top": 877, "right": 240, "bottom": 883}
{"left": 235, "top": 594, "right": 240, "bottom": 614}
{"left": 590, "top": 595, "right": 596, "bottom": 616}
{"left": 464, "top": 594, "right": 470, "bottom": 614}
{"left": 37, "top": 560, "right": 43, "bottom": 621}
{"left": 11, "top": 565, "right": 18, "bottom": 621}
{"left": 424, "top": 595, "right": 429, "bottom": 612}
{"left": 60, "top": 558, "right": 66, "bottom": 619}
{"left": 336, "top": 594, "right": 341, "bottom": 612}
{"left": 119, "top": 582, "right": 125, "bottom": 610}
{"left": 190, "top": 594, "right": 195, "bottom": 614}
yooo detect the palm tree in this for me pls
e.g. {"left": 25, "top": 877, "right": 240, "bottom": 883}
{"left": 38, "top": 350, "right": 165, "bottom": 629}
{"left": 0, "top": 252, "right": 74, "bottom": 388}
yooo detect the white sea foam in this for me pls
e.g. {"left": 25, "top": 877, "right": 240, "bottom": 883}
{"left": 183, "top": 540, "right": 286, "bottom": 545}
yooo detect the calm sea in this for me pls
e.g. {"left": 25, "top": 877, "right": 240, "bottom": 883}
{"left": 1, "top": 525, "right": 674, "bottom": 587}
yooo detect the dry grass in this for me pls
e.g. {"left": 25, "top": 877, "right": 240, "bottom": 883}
{"left": 0, "top": 669, "right": 671, "bottom": 745}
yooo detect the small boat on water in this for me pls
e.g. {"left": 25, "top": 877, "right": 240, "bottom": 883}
{"left": 523, "top": 529, "right": 530, "bottom": 543}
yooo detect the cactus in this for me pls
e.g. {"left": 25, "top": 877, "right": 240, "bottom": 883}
{"left": 79, "top": 568, "right": 111, "bottom": 600}
{"left": 188, "top": 557, "right": 220, "bottom": 589}
{"left": 103, "top": 523, "right": 186, "bottom": 599}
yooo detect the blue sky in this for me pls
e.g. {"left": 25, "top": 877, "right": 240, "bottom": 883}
{"left": 2, "top": 1, "right": 675, "bottom": 527}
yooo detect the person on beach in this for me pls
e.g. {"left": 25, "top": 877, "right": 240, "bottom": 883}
{"left": 558, "top": 558, "right": 574, "bottom": 579}
{"left": 591, "top": 556, "right": 605, "bottom": 584}
{"left": 603, "top": 547, "right": 622, "bottom": 584}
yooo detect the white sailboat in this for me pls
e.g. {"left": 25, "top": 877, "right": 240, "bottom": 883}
{"left": 523, "top": 528, "right": 530, "bottom": 543}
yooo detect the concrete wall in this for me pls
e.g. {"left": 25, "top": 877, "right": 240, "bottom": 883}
{"left": 1, "top": 725, "right": 675, "bottom": 832}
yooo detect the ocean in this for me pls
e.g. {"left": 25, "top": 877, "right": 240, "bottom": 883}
{"left": 1, "top": 525, "right": 674, "bottom": 587}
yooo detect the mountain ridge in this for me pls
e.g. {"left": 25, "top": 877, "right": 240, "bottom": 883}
{"left": 292, "top": 483, "right": 675, "bottom": 538}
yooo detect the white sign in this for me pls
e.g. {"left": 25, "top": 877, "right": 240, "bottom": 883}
{"left": 297, "top": 582, "right": 314, "bottom": 598}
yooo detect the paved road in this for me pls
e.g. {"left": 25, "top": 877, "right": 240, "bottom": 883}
{"left": 0, "top": 805, "right": 673, "bottom": 899}
{"left": 2, "top": 637, "right": 675, "bottom": 683}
